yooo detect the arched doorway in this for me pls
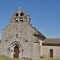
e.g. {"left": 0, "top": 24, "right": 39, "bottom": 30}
{"left": 50, "top": 49, "right": 53, "bottom": 58}
{"left": 13, "top": 45, "right": 19, "bottom": 58}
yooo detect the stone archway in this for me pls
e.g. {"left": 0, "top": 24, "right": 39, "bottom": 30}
{"left": 10, "top": 41, "right": 22, "bottom": 59}
{"left": 13, "top": 45, "right": 19, "bottom": 58}
{"left": 50, "top": 49, "right": 53, "bottom": 58}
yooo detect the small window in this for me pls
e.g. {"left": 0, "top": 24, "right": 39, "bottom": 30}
{"left": 6, "top": 40, "right": 7, "bottom": 42}
{"left": 20, "top": 17, "right": 23, "bottom": 22}
{"left": 34, "top": 41, "right": 38, "bottom": 43}
{"left": 22, "top": 49, "right": 24, "bottom": 51}
{"left": 16, "top": 34, "right": 18, "bottom": 38}
{"left": 15, "top": 18, "right": 18, "bottom": 22}
{"left": 20, "top": 20, "right": 23, "bottom": 22}
{"left": 20, "top": 13, "right": 24, "bottom": 16}
{"left": 15, "top": 13, "right": 18, "bottom": 16}
{"left": 26, "top": 40, "right": 28, "bottom": 42}
{"left": 15, "top": 20, "right": 18, "bottom": 22}
{"left": 50, "top": 49, "right": 53, "bottom": 58}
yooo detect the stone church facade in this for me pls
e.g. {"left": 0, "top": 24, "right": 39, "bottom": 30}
{"left": 0, "top": 9, "right": 44, "bottom": 60}
{"left": 0, "top": 8, "right": 60, "bottom": 60}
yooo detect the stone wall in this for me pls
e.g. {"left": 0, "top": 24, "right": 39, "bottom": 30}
{"left": 41, "top": 46, "right": 60, "bottom": 59}
{"left": 0, "top": 9, "right": 40, "bottom": 60}
{"left": 0, "top": 23, "right": 40, "bottom": 60}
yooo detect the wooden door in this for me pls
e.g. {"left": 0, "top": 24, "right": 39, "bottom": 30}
{"left": 50, "top": 49, "right": 53, "bottom": 58}
{"left": 13, "top": 46, "right": 19, "bottom": 58}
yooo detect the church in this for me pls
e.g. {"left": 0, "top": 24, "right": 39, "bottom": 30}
{"left": 0, "top": 8, "right": 60, "bottom": 60}
{"left": 0, "top": 9, "right": 41, "bottom": 60}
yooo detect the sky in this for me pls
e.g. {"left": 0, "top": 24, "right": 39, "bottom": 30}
{"left": 0, "top": 0, "right": 60, "bottom": 39}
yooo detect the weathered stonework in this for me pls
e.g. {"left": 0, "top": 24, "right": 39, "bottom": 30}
{"left": 0, "top": 9, "right": 44, "bottom": 60}
{"left": 40, "top": 38, "right": 60, "bottom": 59}
{"left": 41, "top": 46, "right": 60, "bottom": 59}
{"left": 1, "top": 8, "right": 60, "bottom": 60}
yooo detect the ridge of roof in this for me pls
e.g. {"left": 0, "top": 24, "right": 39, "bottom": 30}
{"left": 43, "top": 38, "right": 60, "bottom": 44}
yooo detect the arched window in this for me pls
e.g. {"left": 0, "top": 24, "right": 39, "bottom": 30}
{"left": 20, "top": 13, "right": 24, "bottom": 16}
{"left": 15, "top": 13, "right": 18, "bottom": 16}
{"left": 50, "top": 49, "right": 53, "bottom": 58}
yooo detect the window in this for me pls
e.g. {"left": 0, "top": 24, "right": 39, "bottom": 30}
{"left": 15, "top": 18, "right": 18, "bottom": 22}
{"left": 6, "top": 40, "right": 7, "bottom": 42}
{"left": 50, "top": 49, "right": 53, "bottom": 58}
{"left": 16, "top": 34, "right": 18, "bottom": 38}
{"left": 20, "top": 20, "right": 23, "bottom": 22}
{"left": 15, "top": 20, "right": 18, "bottom": 22}
{"left": 15, "top": 13, "right": 18, "bottom": 16}
{"left": 20, "top": 13, "right": 24, "bottom": 16}
{"left": 26, "top": 40, "right": 28, "bottom": 42}
{"left": 20, "top": 17, "right": 23, "bottom": 22}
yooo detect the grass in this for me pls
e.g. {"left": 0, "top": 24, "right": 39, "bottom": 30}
{"left": 0, "top": 56, "right": 17, "bottom": 60}
{"left": 40, "top": 57, "right": 60, "bottom": 60}
{"left": 0, "top": 56, "right": 60, "bottom": 60}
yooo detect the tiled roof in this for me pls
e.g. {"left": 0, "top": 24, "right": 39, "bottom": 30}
{"left": 43, "top": 38, "right": 60, "bottom": 44}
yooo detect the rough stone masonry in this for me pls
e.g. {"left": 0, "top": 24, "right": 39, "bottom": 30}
{"left": 0, "top": 8, "right": 45, "bottom": 60}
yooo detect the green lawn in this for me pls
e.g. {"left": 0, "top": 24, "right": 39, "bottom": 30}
{"left": 0, "top": 56, "right": 17, "bottom": 60}
{"left": 0, "top": 56, "right": 60, "bottom": 60}
{"left": 40, "top": 58, "right": 60, "bottom": 60}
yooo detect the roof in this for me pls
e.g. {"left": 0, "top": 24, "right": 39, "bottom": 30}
{"left": 34, "top": 28, "right": 46, "bottom": 38}
{"left": 43, "top": 38, "right": 60, "bottom": 44}
{"left": 30, "top": 24, "right": 46, "bottom": 39}
{"left": 38, "top": 31, "right": 46, "bottom": 39}
{"left": 33, "top": 27, "right": 46, "bottom": 39}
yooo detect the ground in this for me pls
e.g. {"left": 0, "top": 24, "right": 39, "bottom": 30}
{"left": 0, "top": 56, "right": 60, "bottom": 60}
{"left": 40, "top": 58, "right": 60, "bottom": 60}
{"left": 0, "top": 56, "right": 17, "bottom": 60}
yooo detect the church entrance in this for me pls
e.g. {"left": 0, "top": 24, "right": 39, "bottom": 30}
{"left": 13, "top": 46, "right": 19, "bottom": 58}
{"left": 50, "top": 49, "right": 53, "bottom": 58}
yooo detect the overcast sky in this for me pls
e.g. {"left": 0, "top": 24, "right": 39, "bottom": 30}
{"left": 0, "top": 0, "right": 60, "bottom": 39}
